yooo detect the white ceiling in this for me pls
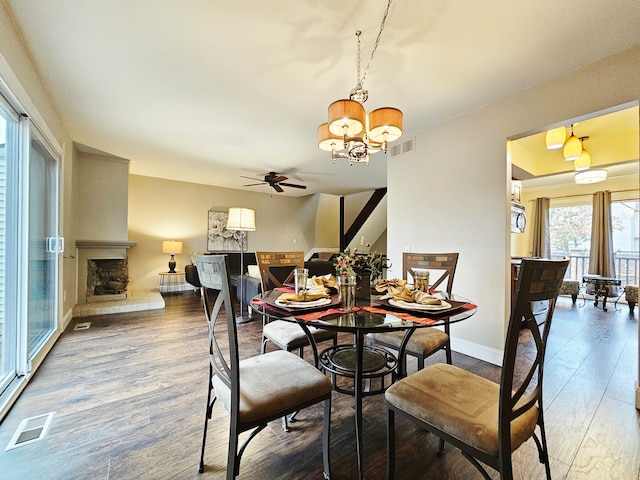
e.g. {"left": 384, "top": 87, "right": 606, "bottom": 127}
{"left": 6, "top": 0, "right": 640, "bottom": 196}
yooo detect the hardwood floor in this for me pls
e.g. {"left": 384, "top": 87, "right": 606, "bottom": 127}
{"left": 0, "top": 293, "right": 638, "bottom": 479}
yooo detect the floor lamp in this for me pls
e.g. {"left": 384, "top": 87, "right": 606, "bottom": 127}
{"left": 226, "top": 207, "right": 256, "bottom": 324}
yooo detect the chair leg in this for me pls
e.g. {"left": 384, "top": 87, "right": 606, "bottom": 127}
{"left": 437, "top": 438, "right": 445, "bottom": 456}
{"left": 199, "top": 375, "right": 214, "bottom": 473}
{"left": 387, "top": 408, "right": 396, "bottom": 480}
{"left": 322, "top": 396, "right": 332, "bottom": 480}
{"left": 228, "top": 427, "right": 240, "bottom": 480}
{"left": 533, "top": 419, "right": 552, "bottom": 480}
{"left": 445, "top": 342, "right": 452, "bottom": 365}
{"left": 629, "top": 301, "right": 636, "bottom": 315}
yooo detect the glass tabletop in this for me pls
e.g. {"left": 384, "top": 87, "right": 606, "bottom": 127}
{"left": 251, "top": 290, "right": 477, "bottom": 334}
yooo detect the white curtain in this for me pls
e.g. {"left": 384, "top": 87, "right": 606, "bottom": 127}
{"left": 531, "top": 197, "right": 550, "bottom": 258}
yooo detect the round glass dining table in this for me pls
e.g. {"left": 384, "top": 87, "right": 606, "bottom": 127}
{"left": 251, "top": 290, "right": 477, "bottom": 480}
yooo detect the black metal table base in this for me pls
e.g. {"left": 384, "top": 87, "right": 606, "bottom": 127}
{"left": 319, "top": 344, "right": 397, "bottom": 396}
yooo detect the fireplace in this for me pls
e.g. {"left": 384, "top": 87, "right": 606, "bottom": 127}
{"left": 76, "top": 240, "right": 136, "bottom": 304}
{"left": 87, "top": 258, "right": 129, "bottom": 302}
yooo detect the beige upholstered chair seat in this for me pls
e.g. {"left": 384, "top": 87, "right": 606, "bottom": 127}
{"left": 263, "top": 320, "right": 337, "bottom": 351}
{"left": 368, "top": 328, "right": 448, "bottom": 357}
{"left": 213, "top": 350, "right": 333, "bottom": 424}
{"left": 386, "top": 363, "right": 538, "bottom": 457}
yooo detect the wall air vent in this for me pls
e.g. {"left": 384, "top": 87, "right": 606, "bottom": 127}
{"left": 389, "top": 137, "right": 415, "bottom": 158}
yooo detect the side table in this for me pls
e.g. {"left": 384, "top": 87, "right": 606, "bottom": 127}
{"left": 582, "top": 274, "right": 622, "bottom": 311}
{"left": 158, "top": 271, "right": 195, "bottom": 294}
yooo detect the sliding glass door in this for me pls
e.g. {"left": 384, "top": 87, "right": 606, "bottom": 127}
{"left": 0, "top": 90, "right": 59, "bottom": 404}
{"left": 27, "top": 133, "right": 58, "bottom": 357}
{"left": 0, "top": 93, "right": 18, "bottom": 394}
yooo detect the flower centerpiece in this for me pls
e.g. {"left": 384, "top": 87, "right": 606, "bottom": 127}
{"left": 333, "top": 245, "right": 389, "bottom": 283}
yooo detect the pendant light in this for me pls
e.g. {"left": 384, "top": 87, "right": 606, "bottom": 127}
{"left": 573, "top": 136, "right": 591, "bottom": 171}
{"left": 545, "top": 126, "right": 567, "bottom": 150}
{"left": 563, "top": 125, "right": 582, "bottom": 161}
{"left": 318, "top": 0, "right": 402, "bottom": 165}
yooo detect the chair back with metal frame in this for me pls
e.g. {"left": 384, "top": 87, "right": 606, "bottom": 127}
{"left": 368, "top": 252, "right": 459, "bottom": 369}
{"left": 403, "top": 252, "right": 459, "bottom": 295}
{"left": 255, "top": 251, "right": 337, "bottom": 357}
{"left": 195, "top": 254, "right": 332, "bottom": 479}
{"left": 256, "top": 251, "right": 305, "bottom": 291}
{"left": 385, "top": 257, "right": 569, "bottom": 480}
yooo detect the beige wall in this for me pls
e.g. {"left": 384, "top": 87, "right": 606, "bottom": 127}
{"left": 77, "top": 151, "right": 130, "bottom": 241}
{"left": 127, "top": 175, "right": 341, "bottom": 290}
{"left": 387, "top": 46, "right": 640, "bottom": 365}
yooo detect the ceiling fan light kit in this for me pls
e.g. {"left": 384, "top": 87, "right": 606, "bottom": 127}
{"left": 318, "top": 0, "right": 403, "bottom": 166}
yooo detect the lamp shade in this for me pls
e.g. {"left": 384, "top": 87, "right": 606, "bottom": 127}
{"left": 545, "top": 126, "right": 567, "bottom": 150}
{"left": 575, "top": 169, "right": 607, "bottom": 184}
{"left": 573, "top": 149, "right": 591, "bottom": 171}
{"left": 162, "top": 240, "right": 183, "bottom": 254}
{"left": 226, "top": 207, "right": 256, "bottom": 231}
{"left": 317, "top": 123, "right": 343, "bottom": 152}
{"left": 368, "top": 107, "right": 403, "bottom": 143}
{"left": 563, "top": 134, "right": 582, "bottom": 161}
{"left": 328, "top": 99, "right": 366, "bottom": 137}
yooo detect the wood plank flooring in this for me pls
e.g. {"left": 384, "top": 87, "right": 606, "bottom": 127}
{"left": 0, "top": 293, "right": 637, "bottom": 479}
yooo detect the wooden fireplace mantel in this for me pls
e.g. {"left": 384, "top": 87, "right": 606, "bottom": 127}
{"left": 76, "top": 240, "right": 137, "bottom": 249}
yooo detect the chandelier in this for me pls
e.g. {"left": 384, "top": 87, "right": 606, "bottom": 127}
{"left": 317, "top": 0, "right": 402, "bottom": 165}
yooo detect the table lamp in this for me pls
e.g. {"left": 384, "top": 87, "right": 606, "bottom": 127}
{"left": 162, "top": 240, "right": 183, "bottom": 273}
{"left": 226, "top": 207, "right": 256, "bottom": 323}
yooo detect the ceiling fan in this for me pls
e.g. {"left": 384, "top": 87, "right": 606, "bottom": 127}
{"left": 241, "top": 172, "right": 307, "bottom": 193}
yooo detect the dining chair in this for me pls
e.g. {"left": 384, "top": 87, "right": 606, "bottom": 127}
{"left": 256, "top": 251, "right": 337, "bottom": 356}
{"left": 368, "top": 252, "right": 459, "bottom": 372}
{"left": 195, "top": 254, "right": 332, "bottom": 479}
{"left": 385, "top": 257, "right": 569, "bottom": 480}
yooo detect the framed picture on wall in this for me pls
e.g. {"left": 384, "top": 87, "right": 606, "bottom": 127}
{"left": 207, "top": 209, "right": 245, "bottom": 251}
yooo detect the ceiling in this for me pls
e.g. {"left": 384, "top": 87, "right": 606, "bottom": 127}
{"left": 511, "top": 105, "right": 639, "bottom": 188}
{"left": 5, "top": 0, "right": 640, "bottom": 196}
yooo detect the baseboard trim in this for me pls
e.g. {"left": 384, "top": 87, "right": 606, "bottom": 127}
{"left": 451, "top": 337, "right": 503, "bottom": 366}
{"left": 636, "top": 381, "right": 640, "bottom": 410}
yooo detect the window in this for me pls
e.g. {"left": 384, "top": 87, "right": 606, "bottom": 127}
{"left": 550, "top": 199, "right": 639, "bottom": 284}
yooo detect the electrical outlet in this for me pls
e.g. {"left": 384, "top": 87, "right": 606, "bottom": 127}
{"left": 63, "top": 290, "right": 67, "bottom": 302}
{"left": 292, "top": 238, "right": 297, "bottom": 244}
{"left": 404, "top": 245, "right": 410, "bottom": 252}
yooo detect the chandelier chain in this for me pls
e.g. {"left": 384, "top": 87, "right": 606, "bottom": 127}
{"left": 358, "top": 0, "right": 393, "bottom": 88}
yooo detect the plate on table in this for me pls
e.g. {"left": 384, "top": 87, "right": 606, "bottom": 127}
{"left": 377, "top": 298, "right": 468, "bottom": 315}
{"left": 262, "top": 295, "right": 339, "bottom": 313}
{"left": 389, "top": 299, "right": 452, "bottom": 311}
{"left": 275, "top": 297, "right": 332, "bottom": 309}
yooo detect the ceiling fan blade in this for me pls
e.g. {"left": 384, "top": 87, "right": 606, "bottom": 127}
{"left": 270, "top": 175, "right": 288, "bottom": 183}
{"left": 279, "top": 182, "right": 307, "bottom": 189}
{"left": 272, "top": 184, "right": 284, "bottom": 193}
{"left": 241, "top": 175, "right": 264, "bottom": 182}
{"left": 243, "top": 182, "right": 266, "bottom": 187}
